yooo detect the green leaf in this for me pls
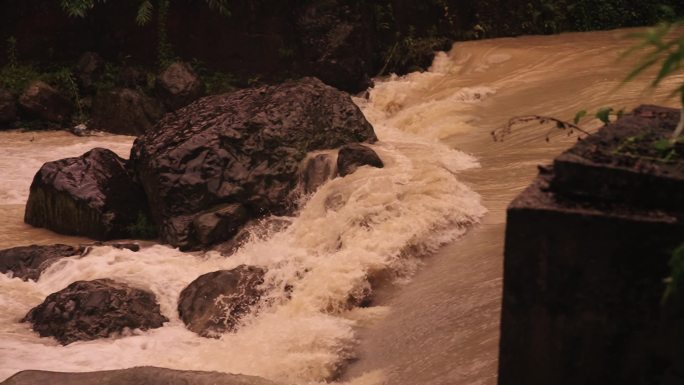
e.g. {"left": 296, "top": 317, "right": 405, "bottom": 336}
{"left": 595, "top": 107, "right": 613, "bottom": 124}
{"left": 653, "top": 138, "right": 674, "bottom": 152}
{"left": 60, "top": 0, "right": 98, "bottom": 17}
{"left": 136, "top": 0, "right": 153, "bottom": 25}
{"left": 653, "top": 49, "right": 683, "bottom": 87}
{"left": 663, "top": 244, "right": 684, "bottom": 303}
{"left": 623, "top": 55, "right": 659, "bottom": 84}
{"left": 573, "top": 110, "right": 587, "bottom": 125}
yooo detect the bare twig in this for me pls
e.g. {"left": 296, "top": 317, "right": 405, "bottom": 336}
{"left": 491, "top": 115, "right": 593, "bottom": 142}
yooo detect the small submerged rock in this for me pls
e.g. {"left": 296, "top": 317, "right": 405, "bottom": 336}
{"left": 178, "top": 265, "right": 265, "bottom": 337}
{"left": 337, "top": 143, "right": 383, "bottom": 177}
{"left": 23, "top": 278, "right": 168, "bottom": 345}
{"left": 0, "top": 244, "right": 83, "bottom": 281}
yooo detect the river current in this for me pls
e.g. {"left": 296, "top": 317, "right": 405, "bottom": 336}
{"left": 0, "top": 28, "right": 682, "bottom": 384}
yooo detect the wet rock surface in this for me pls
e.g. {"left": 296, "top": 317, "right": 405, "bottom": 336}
{"left": 131, "top": 77, "right": 376, "bottom": 249}
{"left": 0, "top": 366, "right": 281, "bottom": 385}
{"left": 24, "top": 148, "right": 150, "bottom": 240}
{"left": 18, "top": 81, "right": 73, "bottom": 123}
{"left": 90, "top": 88, "right": 163, "bottom": 135}
{"left": 336, "top": 143, "right": 383, "bottom": 177}
{"left": 178, "top": 265, "right": 265, "bottom": 337}
{"left": 23, "top": 279, "right": 168, "bottom": 345}
{"left": 0, "top": 244, "right": 83, "bottom": 281}
{"left": 155, "top": 62, "right": 204, "bottom": 111}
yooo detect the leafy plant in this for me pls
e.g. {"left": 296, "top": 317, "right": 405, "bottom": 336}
{"left": 126, "top": 212, "right": 158, "bottom": 239}
{"left": 663, "top": 243, "right": 684, "bottom": 303}
{"left": 1, "top": 37, "right": 39, "bottom": 94}
{"left": 6, "top": 36, "right": 17, "bottom": 68}
{"left": 59, "top": 0, "right": 230, "bottom": 23}
{"left": 43, "top": 67, "right": 85, "bottom": 123}
{"left": 59, "top": 0, "right": 231, "bottom": 68}
{"left": 0, "top": 65, "right": 39, "bottom": 95}
{"left": 622, "top": 21, "right": 684, "bottom": 143}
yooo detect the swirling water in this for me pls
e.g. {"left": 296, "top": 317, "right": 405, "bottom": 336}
{"left": 0, "top": 28, "right": 682, "bottom": 384}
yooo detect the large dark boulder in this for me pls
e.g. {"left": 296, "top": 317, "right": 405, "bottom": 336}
{"left": 178, "top": 265, "right": 265, "bottom": 337}
{"left": 23, "top": 278, "right": 168, "bottom": 345}
{"left": 0, "top": 244, "right": 83, "bottom": 281}
{"left": 0, "top": 88, "right": 17, "bottom": 126}
{"left": 336, "top": 143, "right": 383, "bottom": 177}
{"left": 130, "top": 77, "right": 377, "bottom": 249}
{"left": 155, "top": 62, "right": 204, "bottom": 111}
{"left": 24, "top": 148, "right": 151, "bottom": 240}
{"left": 90, "top": 88, "right": 163, "bottom": 135}
{"left": 0, "top": 367, "right": 281, "bottom": 385}
{"left": 296, "top": 0, "right": 374, "bottom": 92}
{"left": 74, "top": 52, "right": 105, "bottom": 94}
{"left": 18, "top": 81, "right": 73, "bottom": 123}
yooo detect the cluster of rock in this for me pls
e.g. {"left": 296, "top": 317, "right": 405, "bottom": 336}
{"left": 0, "top": 52, "right": 203, "bottom": 134}
{"left": 26, "top": 76, "right": 383, "bottom": 249}
{"left": 1, "top": 241, "right": 267, "bottom": 344}
{"left": 0, "top": 244, "right": 83, "bottom": 281}
{"left": 6, "top": 75, "right": 385, "bottom": 347}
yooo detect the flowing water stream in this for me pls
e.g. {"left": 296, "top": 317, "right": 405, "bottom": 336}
{"left": 0, "top": 28, "right": 682, "bottom": 385}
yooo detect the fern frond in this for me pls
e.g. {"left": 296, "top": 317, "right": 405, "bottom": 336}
{"left": 204, "top": 0, "right": 230, "bottom": 16}
{"left": 136, "top": 0, "right": 154, "bottom": 25}
{"left": 60, "top": 0, "right": 98, "bottom": 18}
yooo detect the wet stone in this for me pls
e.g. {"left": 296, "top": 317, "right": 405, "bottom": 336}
{"left": 23, "top": 278, "right": 168, "bottom": 345}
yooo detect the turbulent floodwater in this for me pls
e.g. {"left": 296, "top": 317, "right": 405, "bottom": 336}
{"left": 1, "top": 28, "right": 682, "bottom": 385}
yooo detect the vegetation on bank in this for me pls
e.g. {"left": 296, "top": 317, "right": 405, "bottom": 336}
{"left": 1, "top": 0, "right": 682, "bottom": 93}
{"left": 0, "top": 0, "right": 682, "bottom": 131}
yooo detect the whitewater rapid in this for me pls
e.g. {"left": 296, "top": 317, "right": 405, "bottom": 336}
{"left": 5, "top": 27, "right": 681, "bottom": 384}
{"left": 0, "top": 53, "right": 487, "bottom": 384}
